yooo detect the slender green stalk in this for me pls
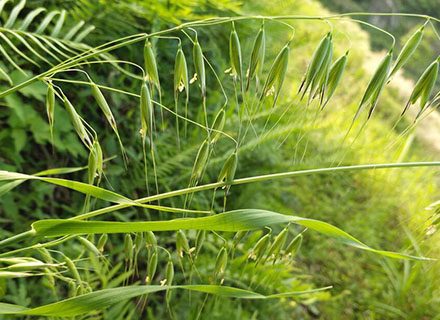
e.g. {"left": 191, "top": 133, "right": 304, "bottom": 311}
{"left": 72, "top": 161, "right": 440, "bottom": 220}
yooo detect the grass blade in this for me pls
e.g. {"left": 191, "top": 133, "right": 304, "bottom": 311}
{"left": 31, "top": 209, "right": 430, "bottom": 260}
{"left": 0, "top": 285, "right": 331, "bottom": 317}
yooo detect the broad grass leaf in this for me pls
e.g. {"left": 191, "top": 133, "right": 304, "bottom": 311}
{"left": 0, "top": 171, "right": 132, "bottom": 204}
{"left": 0, "top": 285, "right": 331, "bottom": 316}
{"left": 31, "top": 209, "right": 430, "bottom": 260}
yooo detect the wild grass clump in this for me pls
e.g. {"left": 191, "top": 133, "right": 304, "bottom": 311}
{"left": 0, "top": 0, "right": 440, "bottom": 318}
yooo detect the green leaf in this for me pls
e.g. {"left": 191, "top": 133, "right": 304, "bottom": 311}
{"left": 0, "top": 171, "right": 133, "bottom": 204}
{"left": 0, "top": 166, "right": 86, "bottom": 197}
{"left": 0, "top": 170, "right": 204, "bottom": 214}
{"left": 3, "top": 0, "right": 25, "bottom": 29}
{"left": 31, "top": 209, "right": 430, "bottom": 260}
{"left": 0, "top": 285, "right": 330, "bottom": 317}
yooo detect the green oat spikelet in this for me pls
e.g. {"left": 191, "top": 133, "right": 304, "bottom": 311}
{"left": 97, "top": 234, "right": 108, "bottom": 252}
{"left": 214, "top": 247, "right": 228, "bottom": 283}
{"left": 246, "top": 23, "right": 265, "bottom": 91}
{"left": 285, "top": 234, "right": 303, "bottom": 259}
{"left": 403, "top": 55, "right": 439, "bottom": 118}
{"left": 355, "top": 48, "right": 393, "bottom": 120}
{"left": 210, "top": 108, "right": 226, "bottom": 144}
{"left": 389, "top": 24, "right": 425, "bottom": 80}
{"left": 229, "top": 22, "right": 243, "bottom": 91}
{"left": 90, "top": 82, "right": 127, "bottom": 164}
{"left": 145, "top": 251, "right": 157, "bottom": 284}
{"left": 299, "top": 33, "right": 331, "bottom": 100}
{"left": 46, "top": 82, "right": 55, "bottom": 140}
{"left": 322, "top": 51, "right": 348, "bottom": 109}
{"left": 176, "top": 230, "right": 190, "bottom": 258}
{"left": 264, "top": 225, "right": 289, "bottom": 264}
{"left": 63, "top": 94, "right": 93, "bottom": 149}
{"left": 260, "top": 40, "right": 290, "bottom": 107}
{"left": 144, "top": 40, "right": 160, "bottom": 94}
{"left": 193, "top": 36, "right": 206, "bottom": 102}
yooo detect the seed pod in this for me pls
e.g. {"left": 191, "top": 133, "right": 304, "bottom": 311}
{"left": 46, "top": 82, "right": 55, "bottom": 132}
{"left": 322, "top": 51, "right": 348, "bottom": 109}
{"left": 63, "top": 95, "right": 92, "bottom": 148}
{"left": 97, "top": 234, "right": 108, "bottom": 252}
{"left": 229, "top": 23, "right": 242, "bottom": 81}
{"left": 260, "top": 41, "right": 290, "bottom": 107}
{"left": 176, "top": 230, "right": 190, "bottom": 258}
{"left": 146, "top": 251, "right": 157, "bottom": 284}
{"left": 124, "top": 234, "right": 133, "bottom": 262}
{"left": 132, "top": 232, "right": 143, "bottom": 253}
{"left": 217, "top": 151, "right": 238, "bottom": 185}
{"left": 264, "top": 226, "right": 288, "bottom": 264}
{"left": 193, "top": 38, "right": 206, "bottom": 101}
{"left": 145, "top": 231, "right": 157, "bottom": 250}
{"left": 174, "top": 44, "right": 189, "bottom": 100}
{"left": 38, "top": 248, "right": 53, "bottom": 264}
{"left": 140, "top": 82, "right": 154, "bottom": 141}
{"left": 194, "top": 230, "right": 206, "bottom": 258}
{"left": 403, "top": 57, "right": 439, "bottom": 117}
{"left": 247, "top": 24, "right": 265, "bottom": 91}
{"left": 355, "top": 48, "right": 393, "bottom": 120}
{"left": 285, "top": 234, "right": 303, "bottom": 258}
{"left": 65, "top": 256, "right": 81, "bottom": 284}
{"left": 165, "top": 259, "right": 174, "bottom": 286}
{"left": 210, "top": 109, "right": 226, "bottom": 144}
{"left": 299, "top": 33, "right": 331, "bottom": 97}
{"left": 214, "top": 247, "right": 228, "bottom": 281}
{"left": 144, "top": 40, "right": 160, "bottom": 92}
{"left": 192, "top": 139, "right": 210, "bottom": 182}
{"left": 78, "top": 237, "right": 101, "bottom": 258}
{"left": 250, "top": 233, "right": 271, "bottom": 265}
{"left": 389, "top": 25, "right": 424, "bottom": 79}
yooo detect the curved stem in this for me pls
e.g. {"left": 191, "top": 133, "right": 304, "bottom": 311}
{"left": 2, "top": 13, "right": 439, "bottom": 98}
{"left": 72, "top": 161, "right": 440, "bottom": 220}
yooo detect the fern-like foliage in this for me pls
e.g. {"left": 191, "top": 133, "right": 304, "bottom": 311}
{"left": 0, "top": 0, "right": 95, "bottom": 84}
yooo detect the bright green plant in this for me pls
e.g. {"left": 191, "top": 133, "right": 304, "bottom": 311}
{"left": 1, "top": 1, "right": 440, "bottom": 318}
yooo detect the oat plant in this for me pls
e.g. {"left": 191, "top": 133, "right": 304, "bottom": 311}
{"left": 1, "top": 2, "right": 440, "bottom": 317}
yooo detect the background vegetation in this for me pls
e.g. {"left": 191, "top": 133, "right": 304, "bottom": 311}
{"left": 1, "top": 0, "right": 440, "bottom": 318}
